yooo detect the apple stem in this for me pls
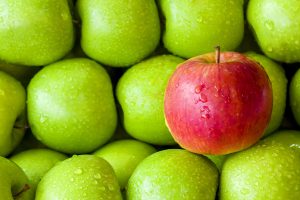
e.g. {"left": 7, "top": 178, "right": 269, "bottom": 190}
{"left": 13, "top": 184, "right": 30, "bottom": 199}
{"left": 215, "top": 46, "right": 220, "bottom": 64}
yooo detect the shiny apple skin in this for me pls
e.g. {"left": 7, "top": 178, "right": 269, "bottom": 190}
{"left": 164, "top": 52, "right": 273, "bottom": 155}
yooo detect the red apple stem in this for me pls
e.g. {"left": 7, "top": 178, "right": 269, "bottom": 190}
{"left": 215, "top": 46, "right": 220, "bottom": 64}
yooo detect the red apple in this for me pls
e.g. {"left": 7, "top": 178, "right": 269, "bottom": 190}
{"left": 164, "top": 48, "right": 272, "bottom": 155}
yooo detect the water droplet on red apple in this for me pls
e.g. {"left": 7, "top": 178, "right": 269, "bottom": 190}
{"left": 199, "top": 93, "right": 207, "bottom": 103}
{"left": 200, "top": 106, "right": 210, "bottom": 119}
{"left": 194, "top": 84, "right": 205, "bottom": 94}
{"left": 175, "top": 83, "right": 179, "bottom": 88}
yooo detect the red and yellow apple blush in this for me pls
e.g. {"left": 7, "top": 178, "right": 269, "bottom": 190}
{"left": 164, "top": 47, "right": 273, "bottom": 155}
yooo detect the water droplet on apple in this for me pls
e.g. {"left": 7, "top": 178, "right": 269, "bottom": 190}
{"left": 74, "top": 168, "right": 83, "bottom": 175}
{"left": 93, "top": 180, "right": 98, "bottom": 185}
{"left": 108, "top": 184, "right": 115, "bottom": 191}
{"left": 267, "top": 47, "right": 273, "bottom": 52}
{"left": 200, "top": 106, "right": 210, "bottom": 119}
{"left": 199, "top": 93, "right": 207, "bottom": 103}
{"left": 39, "top": 115, "right": 47, "bottom": 123}
{"left": 194, "top": 84, "right": 205, "bottom": 94}
{"left": 265, "top": 20, "right": 274, "bottom": 30}
{"left": 175, "top": 83, "right": 180, "bottom": 88}
{"left": 197, "top": 17, "right": 203, "bottom": 23}
{"left": 94, "top": 173, "right": 102, "bottom": 179}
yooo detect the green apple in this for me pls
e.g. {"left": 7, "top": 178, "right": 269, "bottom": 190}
{"left": 127, "top": 149, "right": 219, "bottom": 200}
{"left": 0, "top": 71, "right": 26, "bottom": 156}
{"left": 0, "top": 0, "right": 75, "bottom": 66}
{"left": 27, "top": 58, "right": 117, "bottom": 154}
{"left": 116, "top": 55, "right": 184, "bottom": 145}
{"left": 220, "top": 142, "right": 300, "bottom": 200}
{"left": 245, "top": 52, "right": 288, "bottom": 135}
{"left": 0, "top": 156, "right": 31, "bottom": 199}
{"left": 76, "top": 0, "right": 160, "bottom": 67}
{"left": 263, "top": 129, "right": 300, "bottom": 151}
{"left": 10, "top": 148, "right": 67, "bottom": 199}
{"left": 35, "top": 155, "right": 122, "bottom": 200}
{"left": 247, "top": 0, "right": 300, "bottom": 63}
{"left": 93, "top": 139, "right": 157, "bottom": 189}
{"left": 157, "top": 0, "right": 244, "bottom": 58}
{"left": 289, "top": 68, "right": 300, "bottom": 125}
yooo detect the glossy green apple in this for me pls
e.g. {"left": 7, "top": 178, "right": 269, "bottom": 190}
{"left": 0, "top": 156, "right": 31, "bottom": 199}
{"left": 289, "top": 68, "right": 300, "bottom": 125}
{"left": 93, "top": 139, "right": 156, "bottom": 189}
{"left": 76, "top": 0, "right": 160, "bottom": 67}
{"left": 220, "top": 142, "right": 300, "bottom": 200}
{"left": 27, "top": 58, "right": 117, "bottom": 154}
{"left": 157, "top": 0, "right": 244, "bottom": 58}
{"left": 35, "top": 155, "right": 122, "bottom": 200}
{"left": 0, "top": 71, "right": 26, "bottom": 156}
{"left": 10, "top": 148, "right": 68, "bottom": 199}
{"left": 263, "top": 129, "right": 300, "bottom": 151}
{"left": 245, "top": 52, "right": 288, "bottom": 135}
{"left": 116, "top": 55, "right": 184, "bottom": 145}
{"left": 127, "top": 149, "right": 219, "bottom": 200}
{"left": 247, "top": 0, "right": 300, "bottom": 63}
{"left": 0, "top": 0, "right": 75, "bottom": 66}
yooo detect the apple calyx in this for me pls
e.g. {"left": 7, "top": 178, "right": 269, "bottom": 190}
{"left": 13, "top": 184, "right": 30, "bottom": 199}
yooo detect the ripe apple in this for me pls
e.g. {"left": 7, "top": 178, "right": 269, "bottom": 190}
{"left": 126, "top": 149, "right": 219, "bottom": 200}
{"left": 245, "top": 52, "right": 287, "bottom": 136}
{"left": 247, "top": 0, "right": 300, "bottom": 63}
{"left": 220, "top": 141, "right": 300, "bottom": 200}
{"left": 116, "top": 54, "right": 184, "bottom": 145}
{"left": 289, "top": 67, "right": 300, "bottom": 125}
{"left": 0, "top": 71, "right": 27, "bottom": 156}
{"left": 93, "top": 139, "right": 156, "bottom": 189}
{"left": 10, "top": 148, "right": 68, "bottom": 199}
{"left": 157, "top": 0, "right": 244, "bottom": 58}
{"left": 0, "top": 156, "right": 31, "bottom": 199}
{"left": 27, "top": 58, "right": 118, "bottom": 154}
{"left": 0, "top": 0, "right": 75, "bottom": 66}
{"left": 164, "top": 48, "right": 273, "bottom": 155}
{"left": 35, "top": 155, "right": 122, "bottom": 200}
{"left": 76, "top": 0, "right": 160, "bottom": 67}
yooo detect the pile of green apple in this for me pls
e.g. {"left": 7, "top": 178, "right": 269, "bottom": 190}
{"left": 0, "top": 0, "right": 300, "bottom": 199}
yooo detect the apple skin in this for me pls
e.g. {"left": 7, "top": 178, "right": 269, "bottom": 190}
{"left": 35, "top": 155, "right": 122, "bottom": 200}
{"left": 126, "top": 149, "right": 219, "bottom": 200}
{"left": 245, "top": 52, "right": 287, "bottom": 136}
{"left": 164, "top": 51, "right": 273, "bottom": 155}
{"left": 76, "top": 0, "right": 160, "bottom": 67}
{"left": 116, "top": 54, "right": 184, "bottom": 145}
{"left": 10, "top": 148, "right": 68, "bottom": 199}
{"left": 0, "top": 0, "right": 75, "bottom": 66}
{"left": 0, "top": 71, "right": 27, "bottom": 157}
{"left": 157, "top": 0, "right": 244, "bottom": 58}
{"left": 220, "top": 141, "right": 300, "bottom": 200}
{"left": 0, "top": 156, "right": 31, "bottom": 199}
{"left": 27, "top": 58, "right": 117, "bottom": 154}
{"left": 93, "top": 139, "right": 157, "bottom": 189}
{"left": 247, "top": 0, "right": 300, "bottom": 63}
{"left": 289, "top": 67, "right": 300, "bottom": 126}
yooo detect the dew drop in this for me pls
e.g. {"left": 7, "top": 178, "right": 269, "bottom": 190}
{"left": 39, "top": 115, "right": 47, "bottom": 123}
{"left": 108, "top": 184, "right": 115, "bottom": 191}
{"left": 199, "top": 93, "right": 207, "bottom": 103}
{"left": 265, "top": 20, "right": 274, "bottom": 30}
{"left": 94, "top": 173, "right": 102, "bottom": 179}
{"left": 74, "top": 168, "right": 83, "bottom": 175}
{"left": 267, "top": 47, "right": 273, "bottom": 52}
